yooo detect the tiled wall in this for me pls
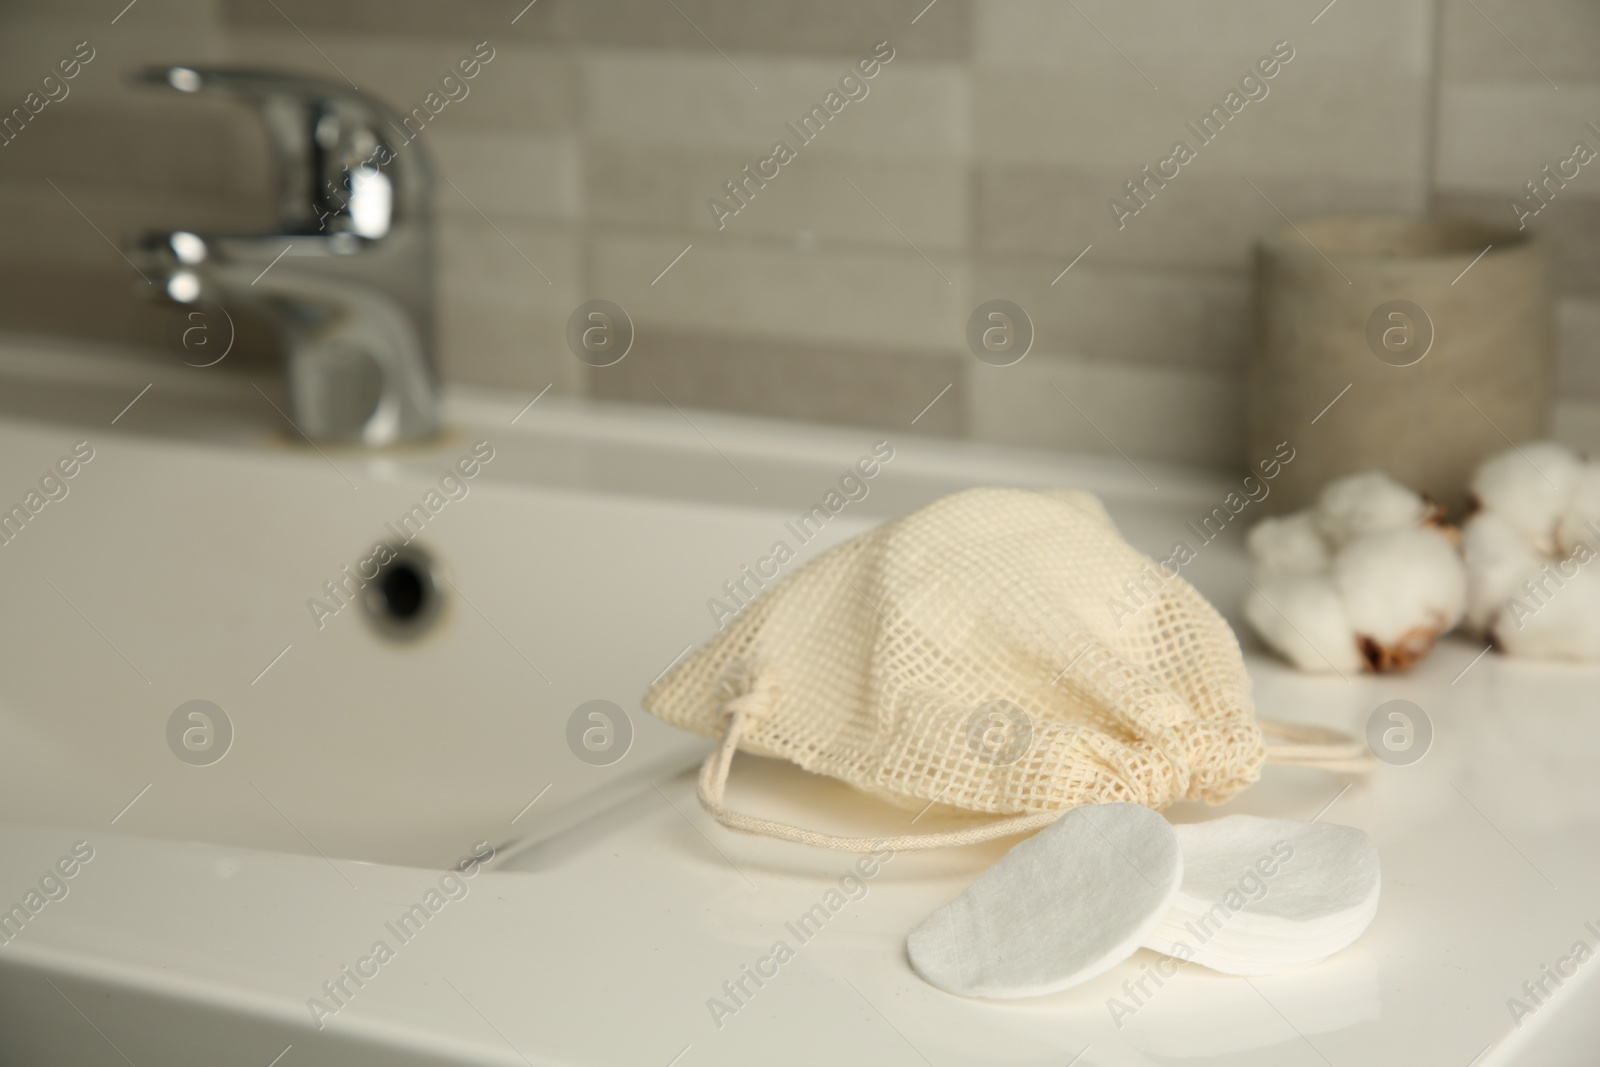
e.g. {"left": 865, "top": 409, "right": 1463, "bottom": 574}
{"left": 1431, "top": 0, "right": 1600, "bottom": 417}
{"left": 1, "top": 0, "right": 1595, "bottom": 467}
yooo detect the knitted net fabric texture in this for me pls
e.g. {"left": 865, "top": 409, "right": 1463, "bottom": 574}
{"left": 644, "top": 488, "right": 1266, "bottom": 832}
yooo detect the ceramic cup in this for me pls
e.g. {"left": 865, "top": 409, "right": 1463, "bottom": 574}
{"left": 1249, "top": 215, "right": 1553, "bottom": 514}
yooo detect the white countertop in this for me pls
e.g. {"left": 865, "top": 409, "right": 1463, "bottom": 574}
{"left": 0, "top": 334, "right": 1597, "bottom": 1066}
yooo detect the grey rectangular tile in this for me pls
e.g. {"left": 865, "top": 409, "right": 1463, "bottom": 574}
{"left": 574, "top": 0, "right": 971, "bottom": 60}
{"left": 585, "top": 141, "right": 967, "bottom": 249}
{"left": 976, "top": 0, "right": 1431, "bottom": 79}
{"left": 432, "top": 130, "right": 582, "bottom": 222}
{"left": 976, "top": 258, "right": 1249, "bottom": 373}
{"left": 968, "top": 353, "right": 1245, "bottom": 467}
{"left": 592, "top": 234, "right": 970, "bottom": 351}
{"left": 218, "top": 0, "right": 574, "bottom": 41}
{"left": 1435, "top": 82, "right": 1600, "bottom": 194}
{"left": 1433, "top": 190, "right": 1600, "bottom": 297}
{"left": 975, "top": 65, "right": 1428, "bottom": 188}
{"left": 1439, "top": 0, "right": 1600, "bottom": 86}
{"left": 1554, "top": 398, "right": 1600, "bottom": 457}
{"left": 0, "top": 179, "right": 265, "bottom": 270}
{"left": 976, "top": 165, "right": 1420, "bottom": 269}
{"left": 1557, "top": 298, "right": 1600, "bottom": 400}
{"left": 0, "top": 97, "right": 269, "bottom": 197}
{"left": 220, "top": 31, "right": 579, "bottom": 134}
{"left": 587, "top": 329, "right": 966, "bottom": 436}
{"left": 582, "top": 48, "right": 969, "bottom": 157}
{"left": 0, "top": 260, "right": 280, "bottom": 372}
{"left": 439, "top": 292, "right": 586, "bottom": 394}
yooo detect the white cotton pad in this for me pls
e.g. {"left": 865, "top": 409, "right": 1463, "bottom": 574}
{"left": 907, "top": 803, "right": 1181, "bottom": 999}
{"left": 1142, "top": 815, "right": 1380, "bottom": 976}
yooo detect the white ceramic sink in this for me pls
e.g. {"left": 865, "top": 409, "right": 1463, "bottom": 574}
{"left": 0, "top": 335, "right": 1597, "bottom": 1066}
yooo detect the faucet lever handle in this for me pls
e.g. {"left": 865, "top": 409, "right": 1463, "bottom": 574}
{"left": 134, "top": 65, "right": 424, "bottom": 238}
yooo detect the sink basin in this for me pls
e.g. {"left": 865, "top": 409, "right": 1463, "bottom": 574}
{"left": 1, "top": 334, "right": 1597, "bottom": 1066}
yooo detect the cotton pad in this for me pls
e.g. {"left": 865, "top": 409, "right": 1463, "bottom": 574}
{"left": 907, "top": 803, "right": 1181, "bottom": 999}
{"left": 1142, "top": 815, "right": 1380, "bottom": 975}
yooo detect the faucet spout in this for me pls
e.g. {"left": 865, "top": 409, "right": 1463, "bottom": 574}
{"left": 129, "top": 67, "right": 440, "bottom": 446}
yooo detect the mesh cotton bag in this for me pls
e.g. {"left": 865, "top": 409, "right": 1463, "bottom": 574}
{"left": 644, "top": 487, "right": 1365, "bottom": 852}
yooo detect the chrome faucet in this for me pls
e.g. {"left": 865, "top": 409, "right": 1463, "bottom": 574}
{"left": 131, "top": 67, "right": 440, "bottom": 445}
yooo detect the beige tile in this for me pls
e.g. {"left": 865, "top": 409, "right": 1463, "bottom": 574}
{"left": 0, "top": 261, "right": 184, "bottom": 354}
{"left": 974, "top": 0, "right": 1432, "bottom": 193}
{"left": 437, "top": 213, "right": 578, "bottom": 311}
{"left": 586, "top": 329, "right": 966, "bottom": 435}
{"left": 582, "top": 48, "right": 969, "bottom": 157}
{"left": 978, "top": 0, "right": 1431, "bottom": 75}
{"left": 976, "top": 258, "right": 1249, "bottom": 372}
{"left": 973, "top": 69, "right": 1171, "bottom": 170}
{"left": 1435, "top": 82, "right": 1600, "bottom": 192}
{"left": 573, "top": 0, "right": 971, "bottom": 61}
{"left": 431, "top": 130, "right": 581, "bottom": 222}
{"left": 585, "top": 141, "right": 967, "bottom": 248}
{"left": 1433, "top": 190, "right": 1600, "bottom": 298}
{"left": 436, "top": 217, "right": 582, "bottom": 392}
{"left": 219, "top": 0, "right": 575, "bottom": 42}
{"left": 976, "top": 165, "right": 1420, "bottom": 269}
{"left": 0, "top": 257, "right": 281, "bottom": 373}
{"left": 1439, "top": 0, "right": 1600, "bottom": 86}
{"left": 1555, "top": 398, "right": 1600, "bottom": 457}
{"left": 220, "top": 31, "right": 578, "bottom": 134}
{"left": 0, "top": 2, "right": 232, "bottom": 198}
{"left": 592, "top": 234, "right": 970, "bottom": 351}
{"left": 975, "top": 66, "right": 1428, "bottom": 187}
{"left": 439, "top": 293, "right": 586, "bottom": 394}
{"left": 1558, "top": 298, "right": 1600, "bottom": 400}
{"left": 0, "top": 96, "right": 268, "bottom": 199}
{"left": 0, "top": 178, "right": 264, "bottom": 271}
{"left": 0, "top": 4, "right": 229, "bottom": 102}
{"left": 968, "top": 353, "right": 1245, "bottom": 467}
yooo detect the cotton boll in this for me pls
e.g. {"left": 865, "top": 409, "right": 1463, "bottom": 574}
{"left": 1495, "top": 563, "right": 1600, "bottom": 662}
{"left": 1244, "top": 574, "right": 1362, "bottom": 674}
{"left": 1469, "top": 441, "right": 1582, "bottom": 554}
{"left": 1555, "top": 462, "right": 1600, "bottom": 558}
{"left": 1314, "top": 471, "right": 1428, "bottom": 548}
{"left": 1246, "top": 511, "right": 1329, "bottom": 576}
{"left": 1334, "top": 527, "right": 1466, "bottom": 670}
{"left": 1461, "top": 512, "right": 1544, "bottom": 634}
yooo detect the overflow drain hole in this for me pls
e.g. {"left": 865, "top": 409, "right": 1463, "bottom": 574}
{"left": 363, "top": 544, "right": 443, "bottom": 640}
